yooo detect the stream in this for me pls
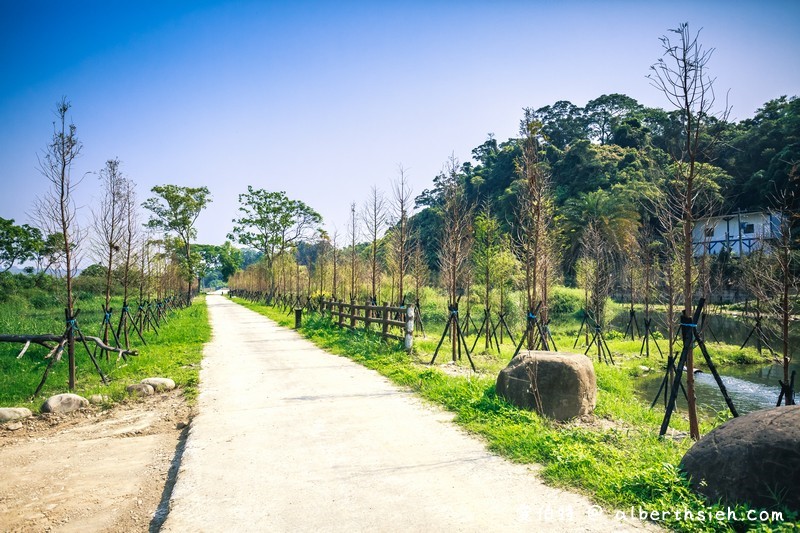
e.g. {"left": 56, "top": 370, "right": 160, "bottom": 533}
{"left": 609, "top": 310, "right": 798, "bottom": 416}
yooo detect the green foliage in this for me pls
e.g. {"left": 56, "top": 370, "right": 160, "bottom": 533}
{"left": 548, "top": 286, "right": 582, "bottom": 316}
{"left": 406, "top": 91, "right": 797, "bottom": 286}
{"left": 143, "top": 184, "right": 212, "bottom": 292}
{"left": 228, "top": 187, "right": 321, "bottom": 263}
{"left": 0, "top": 217, "right": 43, "bottom": 272}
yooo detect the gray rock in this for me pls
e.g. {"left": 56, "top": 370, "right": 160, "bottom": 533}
{"left": 680, "top": 405, "right": 800, "bottom": 511}
{"left": 496, "top": 351, "right": 596, "bottom": 421}
{"left": 41, "top": 393, "right": 89, "bottom": 414}
{"left": 127, "top": 383, "right": 155, "bottom": 396}
{"left": 6, "top": 421, "right": 23, "bottom": 431}
{"left": 141, "top": 377, "right": 176, "bottom": 391}
{"left": 0, "top": 407, "right": 33, "bottom": 423}
{"left": 89, "top": 394, "right": 109, "bottom": 405}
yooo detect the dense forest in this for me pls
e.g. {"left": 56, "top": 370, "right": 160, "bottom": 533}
{"left": 410, "top": 93, "right": 799, "bottom": 279}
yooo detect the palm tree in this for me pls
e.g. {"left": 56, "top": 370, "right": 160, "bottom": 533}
{"left": 562, "top": 188, "right": 640, "bottom": 267}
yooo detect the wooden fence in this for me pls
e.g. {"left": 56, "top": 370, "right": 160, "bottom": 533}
{"left": 321, "top": 300, "right": 415, "bottom": 351}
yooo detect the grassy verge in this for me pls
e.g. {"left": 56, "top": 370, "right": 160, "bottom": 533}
{"left": 0, "top": 296, "right": 210, "bottom": 409}
{"left": 234, "top": 297, "right": 796, "bottom": 532}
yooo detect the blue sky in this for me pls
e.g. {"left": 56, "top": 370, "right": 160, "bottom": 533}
{"left": 1, "top": 0, "right": 798, "bottom": 249}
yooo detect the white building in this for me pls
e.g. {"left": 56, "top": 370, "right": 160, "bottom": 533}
{"left": 692, "top": 211, "right": 783, "bottom": 257}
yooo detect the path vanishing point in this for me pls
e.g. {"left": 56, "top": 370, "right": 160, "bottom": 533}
{"left": 161, "top": 294, "right": 651, "bottom": 532}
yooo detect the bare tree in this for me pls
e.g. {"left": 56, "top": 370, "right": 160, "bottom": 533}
{"left": 514, "top": 113, "right": 554, "bottom": 348}
{"left": 115, "top": 177, "right": 141, "bottom": 348}
{"left": 436, "top": 155, "right": 474, "bottom": 364}
{"left": 743, "top": 175, "right": 799, "bottom": 405}
{"left": 361, "top": 186, "right": 386, "bottom": 303}
{"left": 579, "top": 223, "right": 614, "bottom": 329}
{"left": 649, "top": 23, "right": 729, "bottom": 439}
{"left": 331, "top": 227, "right": 340, "bottom": 300}
{"left": 31, "top": 98, "right": 83, "bottom": 390}
{"left": 391, "top": 165, "right": 413, "bottom": 304}
{"left": 409, "top": 231, "right": 429, "bottom": 306}
{"left": 92, "top": 158, "right": 127, "bottom": 343}
{"left": 347, "top": 202, "right": 359, "bottom": 301}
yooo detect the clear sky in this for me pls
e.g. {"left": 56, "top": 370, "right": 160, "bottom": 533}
{"left": 2, "top": 0, "right": 798, "bottom": 250}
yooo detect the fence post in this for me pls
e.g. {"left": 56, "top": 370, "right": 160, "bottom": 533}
{"left": 382, "top": 304, "right": 389, "bottom": 338}
{"left": 338, "top": 301, "right": 344, "bottom": 328}
{"left": 405, "top": 305, "right": 415, "bottom": 352}
{"left": 350, "top": 301, "right": 356, "bottom": 329}
{"left": 294, "top": 308, "right": 302, "bottom": 329}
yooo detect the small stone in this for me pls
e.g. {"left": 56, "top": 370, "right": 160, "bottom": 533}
{"left": 0, "top": 407, "right": 33, "bottom": 423}
{"left": 176, "top": 421, "right": 188, "bottom": 430}
{"left": 41, "top": 394, "right": 89, "bottom": 414}
{"left": 140, "top": 377, "right": 176, "bottom": 391}
{"left": 88, "top": 394, "right": 109, "bottom": 405}
{"left": 126, "top": 383, "right": 155, "bottom": 396}
{"left": 638, "top": 365, "right": 651, "bottom": 372}
{"left": 6, "top": 421, "right": 23, "bottom": 431}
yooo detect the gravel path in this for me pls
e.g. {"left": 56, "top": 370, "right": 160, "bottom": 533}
{"left": 161, "top": 294, "right": 651, "bottom": 532}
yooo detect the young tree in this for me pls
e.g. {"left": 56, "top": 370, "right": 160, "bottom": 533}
{"left": 579, "top": 222, "right": 614, "bottom": 329}
{"left": 143, "top": 184, "right": 211, "bottom": 305}
{"left": 361, "top": 186, "right": 386, "bottom": 302}
{"left": 743, "top": 177, "right": 799, "bottom": 405}
{"left": 331, "top": 228, "right": 340, "bottom": 299}
{"left": 649, "top": 23, "right": 729, "bottom": 439}
{"left": 514, "top": 113, "right": 555, "bottom": 347}
{"left": 438, "top": 156, "right": 474, "bottom": 362}
{"left": 31, "top": 98, "right": 83, "bottom": 389}
{"left": 472, "top": 203, "right": 501, "bottom": 350}
{"left": 92, "top": 158, "right": 127, "bottom": 343}
{"left": 347, "top": 202, "right": 359, "bottom": 300}
{"left": 391, "top": 165, "right": 413, "bottom": 303}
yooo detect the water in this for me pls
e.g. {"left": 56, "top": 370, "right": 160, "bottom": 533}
{"left": 610, "top": 309, "right": 798, "bottom": 416}
{"left": 640, "top": 362, "right": 798, "bottom": 416}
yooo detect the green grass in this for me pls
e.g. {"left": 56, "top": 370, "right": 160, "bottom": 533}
{"left": 233, "top": 296, "right": 797, "bottom": 532}
{"left": 0, "top": 296, "right": 210, "bottom": 409}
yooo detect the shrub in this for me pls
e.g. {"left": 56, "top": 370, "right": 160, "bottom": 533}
{"left": 549, "top": 286, "right": 583, "bottom": 316}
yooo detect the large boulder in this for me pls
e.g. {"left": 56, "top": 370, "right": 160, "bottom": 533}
{"left": 680, "top": 405, "right": 800, "bottom": 511}
{"left": 0, "top": 407, "right": 33, "bottom": 423}
{"left": 496, "top": 351, "right": 596, "bottom": 421}
{"left": 41, "top": 393, "right": 89, "bottom": 414}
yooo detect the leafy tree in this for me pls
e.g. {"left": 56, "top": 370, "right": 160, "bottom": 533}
{"left": 228, "top": 187, "right": 321, "bottom": 295}
{"left": 533, "top": 100, "right": 587, "bottom": 150}
{"left": 584, "top": 93, "right": 643, "bottom": 145}
{"left": 217, "top": 241, "right": 243, "bottom": 282}
{"left": 143, "top": 184, "right": 211, "bottom": 304}
{"left": 562, "top": 188, "right": 640, "bottom": 270}
{"left": 0, "top": 217, "right": 43, "bottom": 272}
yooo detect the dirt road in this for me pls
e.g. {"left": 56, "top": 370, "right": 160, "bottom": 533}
{"left": 0, "top": 391, "right": 190, "bottom": 532}
{"left": 162, "top": 295, "right": 648, "bottom": 532}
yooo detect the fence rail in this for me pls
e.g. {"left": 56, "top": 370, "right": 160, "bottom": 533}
{"left": 321, "top": 300, "right": 412, "bottom": 343}
{"left": 228, "top": 290, "right": 415, "bottom": 351}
